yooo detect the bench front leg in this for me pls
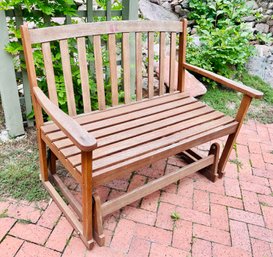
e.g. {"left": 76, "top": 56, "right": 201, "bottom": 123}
{"left": 218, "top": 95, "right": 252, "bottom": 177}
{"left": 81, "top": 151, "right": 94, "bottom": 249}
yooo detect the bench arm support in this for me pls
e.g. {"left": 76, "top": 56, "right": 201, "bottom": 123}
{"left": 33, "top": 87, "right": 97, "bottom": 152}
{"left": 183, "top": 63, "right": 263, "bottom": 99}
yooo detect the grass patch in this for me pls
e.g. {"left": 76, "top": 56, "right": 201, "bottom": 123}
{"left": 171, "top": 211, "right": 181, "bottom": 221}
{"left": 0, "top": 98, "right": 5, "bottom": 131}
{"left": 17, "top": 219, "right": 32, "bottom": 224}
{"left": 229, "top": 158, "right": 243, "bottom": 170}
{"left": 0, "top": 209, "right": 8, "bottom": 218}
{"left": 0, "top": 129, "right": 48, "bottom": 202}
{"left": 200, "top": 70, "right": 273, "bottom": 124}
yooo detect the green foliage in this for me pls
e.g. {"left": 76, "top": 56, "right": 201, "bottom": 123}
{"left": 187, "top": 0, "right": 255, "bottom": 77}
{"left": 96, "top": 0, "right": 122, "bottom": 10}
{"left": 1, "top": 0, "right": 124, "bottom": 116}
{"left": 237, "top": 71, "right": 273, "bottom": 104}
{"left": 0, "top": 0, "right": 76, "bottom": 16}
{"left": 201, "top": 69, "right": 273, "bottom": 124}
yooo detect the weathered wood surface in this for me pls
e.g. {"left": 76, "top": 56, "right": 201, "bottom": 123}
{"left": 20, "top": 19, "right": 263, "bottom": 250}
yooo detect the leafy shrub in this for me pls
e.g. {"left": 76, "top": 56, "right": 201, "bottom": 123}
{"left": 0, "top": 0, "right": 123, "bottom": 117}
{"left": 187, "top": 0, "right": 255, "bottom": 77}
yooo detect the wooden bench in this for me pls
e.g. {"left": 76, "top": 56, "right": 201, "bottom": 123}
{"left": 20, "top": 20, "right": 263, "bottom": 249}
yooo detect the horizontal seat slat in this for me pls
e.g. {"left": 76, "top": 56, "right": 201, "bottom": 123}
{"left": 41, "top": 92, "right": 186, "bottom": 134}
{"left": 53, "top": 100, "right": 204, "bottom": 150}
{"left": 84, "top": 122, "right": 238, "bottom": 186}
{"left": 60, "top": 105, "right": 213, "bottom": 157}
{"left": 71, "top": 115, "right": 234, "bottom": 170}
{"left": 46, "top": 95, "right": 196, "bottom": 142}
{"left": 70, "top": 110, "right": 223, "bottom": 166}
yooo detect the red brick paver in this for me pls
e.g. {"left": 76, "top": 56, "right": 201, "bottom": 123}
{"left": 0, "top": 119, "right": 273, "bottom": 256}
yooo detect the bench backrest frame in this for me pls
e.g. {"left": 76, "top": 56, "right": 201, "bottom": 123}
{"left": 21, "top": 20, "right": 188, "bottom": 122}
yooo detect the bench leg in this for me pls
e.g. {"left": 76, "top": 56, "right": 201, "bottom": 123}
{"left": 199, "top": 143, "right": 220, "bottom": 182}
{"left": 218, "top": 95, "right": 252, "bottom": 177}
{"left": 38, "top": 132, "right": 48, "bottom": 182}
{"left": 47, "top": 149, "right": 57, "bottom": 175}
{"left": 179, "top": 143, "right": 220, "bottom": 182}
{"left": 81, "top": 152, "right": 94, "bottom": 249}
{"left": 93, "top": 193, "right": 105, "bottom": 246}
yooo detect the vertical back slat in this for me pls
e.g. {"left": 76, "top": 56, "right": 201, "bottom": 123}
{"left": 135, "top": 32, "right": 142, "bottom": 101}
{"left": 122, "top": 32, "right": 130, "bottom": 104}
{"left": 169, "top": 32, "right": 176, "bottom": 93}
{"left": 108, "top": 34, "right": 119, "bottom": 106}
{"left": 159, "top": 32, "right": 166, "bottom": 96}
{"left": 178, "top": 19, "right": 188, "bottom": 92}
{"left": 148, "top": 32, "right": 154, "bottom": 98}
{"left": 77, "top": 37, "right": 91, "bottom": 113}
{"left": 42, "top": 42, "right": 58, "bottom": 106}
{"left": 93, "top": 35, "right": 106, "bottom": 110}
{"left": 59, "top": 39, "right": 77, "bottom": 116}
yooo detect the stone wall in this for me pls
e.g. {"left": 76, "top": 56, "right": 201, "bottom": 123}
{"left": 149, "top": 0, "right": 273, "bottom": 35}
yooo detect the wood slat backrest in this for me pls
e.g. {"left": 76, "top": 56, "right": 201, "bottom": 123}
{"left": 59, "top": 39, "right": 77, "bottom": 116}
{"left": 108, "top": 34, "right": 119, "bottom": 106}
{"left": 122, "top": 33, "right": 131, "bottom": 104}
{"left": 93, "top": 35, "right": 106, "bottom": 110}
{"left": 41, "top": 42, "right": 58, "bottom": 106}
{"left": 24, "top": 20, "right": 187, "bottom": 116}
{"left": 77, "top": 37, "right": 92, "bottom": 113}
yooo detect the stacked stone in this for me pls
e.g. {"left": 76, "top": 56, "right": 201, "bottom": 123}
{"left": 149, "top": 0, "right": 190, "bottom": 18}
{"left": 151, "top": 0, "right": 273, "bottom": 35}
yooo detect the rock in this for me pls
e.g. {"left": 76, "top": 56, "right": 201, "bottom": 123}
{"left": 269, "top": 3, "right": 273, "bottom": 9}
{"left": 244, "top": 22, "right": 255, "bottom": 32}
{"left": 181, "top": 0, "right": 189, "bottom": 9}
{"left": 266, "top": 9, "right": 273, "bottom": 15}
{"left": 192, "top": 35, "right": 201, "bottom": 46}
{"left": 255, "top": 23, "right": 270, "bottom": 33}
{"left": 246, "top": 1, "right": 258, "bottom": 9}
{"left": 260, "top": 1, "right": 268, "bottom": 9}
{"left": 149, "top": 0, "right": 161, "bottom": 4}
{"left": 162, "top": 2, "right": 172, "bottom": 11}
{"left": 260, "top": 15, "right": 270, "bottom": 23}
{"left": 255, "top": 45, "right": 273, "bottom": 58}
{"left": 191, "top": 27, "right": 197, "bottom": 35}
{"left": 142, "top": 77, "right": 161, "bottom": 97}
{"left": 267, "top": 19, "right": 273, "bottom": 26}
{"left": 242, "top": 16, "right": 256, "bottom": 22}
{"left": 0, "top": 130, "right": 9, "bottom": 143}
{"left": 154, "top": 56, "right": 207, "bottom": 97}
{"left": 174, "top": 5, "right": 189, "bottom": 17}
{"left": 246, "top": 45, "right": 273, "bottom": 87}
{"left": 78, "top": 4, "right": 86, "bottom": 11}
{"left": 139, "top": 0, "right": 179, "bottom": 21}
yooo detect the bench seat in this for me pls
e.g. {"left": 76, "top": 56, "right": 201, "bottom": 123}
{"left": 41, "top": 92, "right": 238, "bottom": 186}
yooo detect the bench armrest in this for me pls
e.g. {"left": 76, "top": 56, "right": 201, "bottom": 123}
{"left": 183, "top": 63, "right": 263, "bottom": 99}
{"left": 33, "top": 87, "right": 97, "bottom": 152}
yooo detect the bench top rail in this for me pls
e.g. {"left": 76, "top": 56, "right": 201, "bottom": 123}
{"left": 29, "top": 20, "right": 184, "bottom": 44}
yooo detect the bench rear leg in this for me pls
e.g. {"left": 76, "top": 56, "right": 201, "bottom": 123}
{"left": 93, "top": 193, "right": 105, "bottom": 246}
{"left": 38, "top": 133, "right": 49, "bottom": 182}
{"left": 47, "top": 149, "right": 57, "bottom": 175}
{"left": 199, "top": 143, "right": 220, "bottom": 182}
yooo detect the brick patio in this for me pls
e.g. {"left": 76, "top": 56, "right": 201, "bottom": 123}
{"left": 0, "top": 120, "right": 273, "bottom": 257}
